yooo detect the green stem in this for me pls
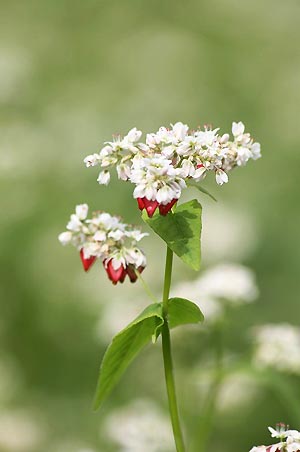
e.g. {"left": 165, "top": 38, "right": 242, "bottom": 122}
{"left": 161, "top": 246, "right": 186, "bottom": 452}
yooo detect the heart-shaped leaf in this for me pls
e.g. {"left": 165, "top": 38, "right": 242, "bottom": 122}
{"left": 168, "top": 297, "right": 204, "bottom": 329}
{"left": 94, "top": 303, "right": 164, "bottom": 410}
{"left": 143, "top": 199, "right": 202, "bottom": 271}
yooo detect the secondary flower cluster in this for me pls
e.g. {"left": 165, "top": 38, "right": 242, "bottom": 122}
{"left": 250, "top": 425, "right": 300, "bottom": 452}
{"left": 84, "top": 121, "right": 261, "bottom": 216}
{"left": 58, "top": 204, "right": 147, "bottom": 284}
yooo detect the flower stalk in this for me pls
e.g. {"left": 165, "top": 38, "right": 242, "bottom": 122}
{"left": 161, "top": 246, "right": 186, "bottom": 452}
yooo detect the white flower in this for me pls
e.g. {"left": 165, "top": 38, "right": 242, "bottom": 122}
{"left": 97, "top": 170, "right": 110, "bottom": 185}
{"left": 171, "top": 122, "right": 189, "bottom": 141}
{"left": 215, "top": 169, "right": 229, "bottom": 185}
{"left": 117, "top": 162, "right": 131, "bottom": 181}
{"left": 126, "top": 127, "right": 142, "bottom": 143}
{"left": 251, "top": 142, "right": 262, "bottom": 160}
{"left": 253, "top": 324, "right": 300, "bottom": 375}
{"left": 193, "top": 165, "right": 207, "bottom": 181}
{"left": 93, "top": 230, "right": 107, "bottom": 242}
{"left": 232, "top": 121, "right": 245, "bottom": 137}
{"left": 58, "top": 231, "right": 73, "bottom": 245}
{"left": 108, "top": 230, "right": 125, "bottom": 241}
{"left": 67, "top": 214, "right": 83, "bottom": 232}
{"left": 125, "top": 230, "right": 148, "bottom": 242}
{"left": 124, "top": 247, "right": 147, "bottom": 268}
{"left": 83, "top": 153, "right": 100, "bottom": 167}
{"left": 75, "top": 204, "right": 88, "bottom": 220}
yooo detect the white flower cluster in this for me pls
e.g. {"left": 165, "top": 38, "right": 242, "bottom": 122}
{"left": 171, "top": 263, "right": 258, "bottom": 323}
{"left": 252, "top": 324, "right": 300, "bottom": 375}
{"left": 250, "top": 425, "right": 300, "bottom": 452}
{"left": 84, "top": 121, "right": 261, "bottom": 216}
{"left": 58, "top": 204, "right": 147, "bottom": 284}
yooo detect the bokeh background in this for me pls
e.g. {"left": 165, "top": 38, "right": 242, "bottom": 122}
{"left": 1, "top": 0, "right": 300, "bottom": 451}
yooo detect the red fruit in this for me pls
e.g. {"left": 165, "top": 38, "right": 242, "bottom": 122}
{"left": 104, "top": 259, "right": 127, "bottom": 285}
{"left": 159, "top": 198, "right": 177, "bottom": 216}
{"left": 137, "top": 197, "right": 145, "bottom": 210}
{"left": 126, "top": 265, "right": 138, "bottom": 283}
{"left": 197, "top": 163, "right": 204, "bottom": 168}
{"left": 142, "top": 199, "right": 158, "bottom": 217}
{"left": 80, "top": 249, "right": 97, "bottom": 272}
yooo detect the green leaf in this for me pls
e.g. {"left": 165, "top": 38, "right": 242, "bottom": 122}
{"left": 143, "top": 199, "right": 202, "bottom": 271}
{"left": 187, "top": 180, "right": 217, "bottom": 202}
{"left": 94, "top": 303, "right": 164, "bottom": 410}
{"left": 168, "top": 297, "right": 204, "bottom": 329}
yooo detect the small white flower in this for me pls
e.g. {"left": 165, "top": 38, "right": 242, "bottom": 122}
{"left": 125, "top": 230, "right": 149, "bottom": 242}
{"left": 232, "top": 121, "right": 245, "bottom": 137}
{"left": 93, "top": 230, "right": 107, "bottom": 242}
{"left": 193, "top": 166, "right": 207, "bottom": 181}
{"left": 75, "top": 204, "right": 88, "bottom": 220}
{"left": 117, "top": 162, "right": 131, "bottom": 181}
{"left": 83, "top": 153, "right": 100, "bottom": 167}
{"left": 108, "top": 230, "right": 125, "bottom": 241}
{"left": 67, "top": 214, "right": 83, "bottom": 232}
{"left": 58, "top": 231, "right": 73, "bottom": 245}
{"left": 215, "top": 169, "right": 229, "bottom": 185}
{"left": 171, "top": 122, "right": 189, "bottom": 141}
{"left": 125, "top": 247, "right": 147, "bottom": 268}
{"left": 97, "top": 170, "right": 110, "bottom": 185}
{"left": 126, "top": 127, "right": 142, "bottom": 143}
{"left": 251, "top": 142, "right": 262, "bottom": 160}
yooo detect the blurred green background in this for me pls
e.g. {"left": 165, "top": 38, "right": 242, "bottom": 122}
{"left": 1, "top": 0, "right": 300, "bottom": 451}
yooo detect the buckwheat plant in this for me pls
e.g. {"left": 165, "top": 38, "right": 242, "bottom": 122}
{"left": 59, "top": 121, "right": 261, "bottom": 451}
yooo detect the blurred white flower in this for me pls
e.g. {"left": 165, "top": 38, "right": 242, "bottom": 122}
{"left": 196, "top": 263, "right": 259, "bottom": 304}
{"left": 253, "top": 324, "right": 300, "bottom": 375}
{"left": 171, "top": 263, "right": 258, "bottom": 324}
{"left": 216, "top": 372, "right": 261, "bottom": 412}
{"left": 103, "top": 400, "right": 173, "bottom": 452}
{"left": 0, "top": 411, "right": 44, "bottom": 451}
{"left": 201, "top": 204, "right": 259, "bottom": 263}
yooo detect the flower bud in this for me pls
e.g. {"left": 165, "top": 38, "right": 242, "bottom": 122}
{"left": 80, "top": 249, "right": 97, "bottom": 272}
